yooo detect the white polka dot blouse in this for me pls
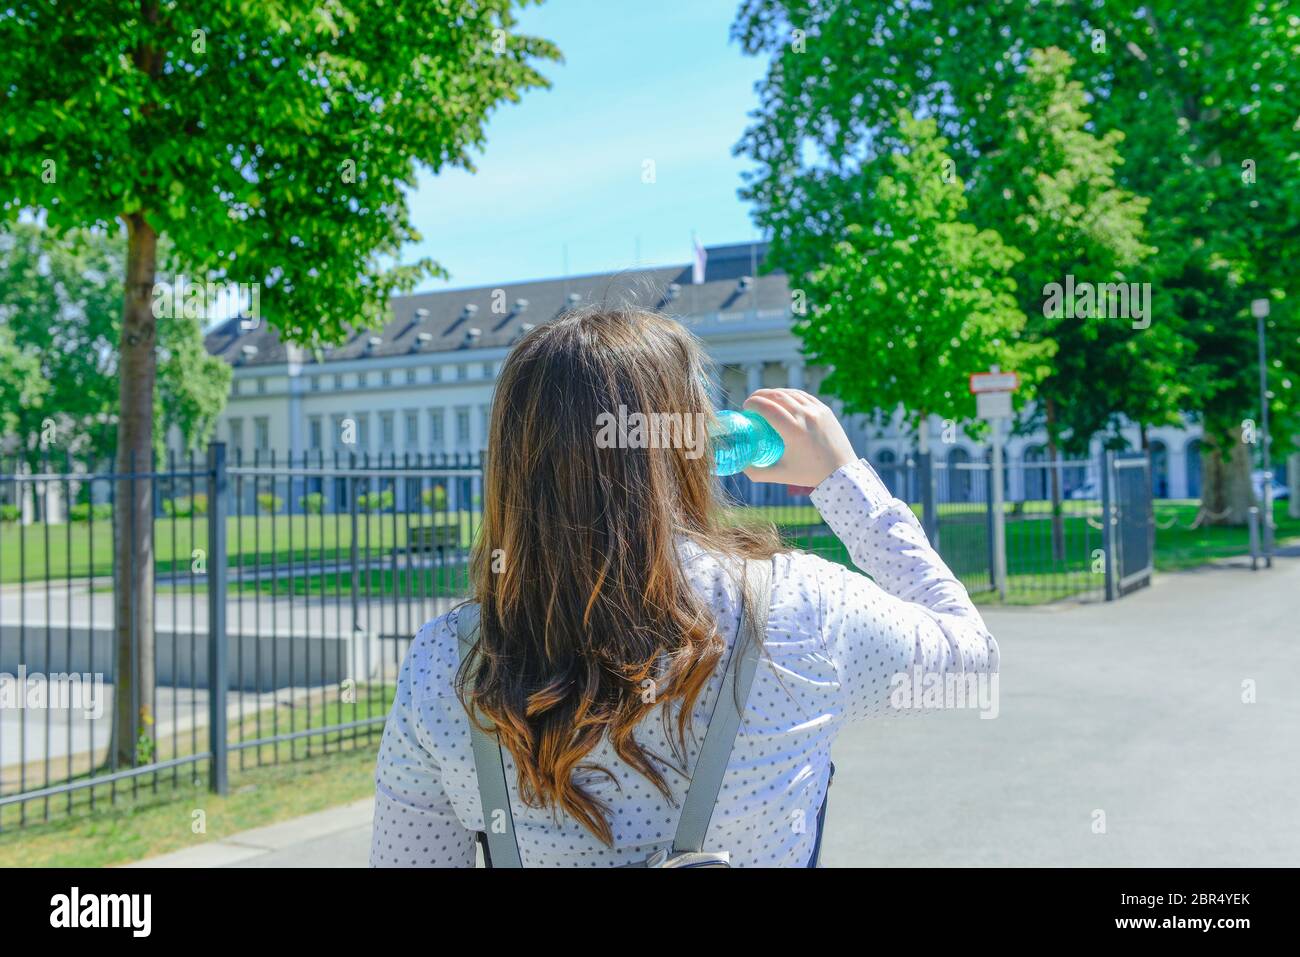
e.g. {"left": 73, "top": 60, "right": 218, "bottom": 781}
{"left": 370, "top": 458, "right": 1000, "bottom": 867}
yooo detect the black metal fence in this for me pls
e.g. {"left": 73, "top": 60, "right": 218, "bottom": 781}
{"left": 0, "top": 442, "right": 1152, "bottom": 828}
{"left": 724, "top": 448, "right": 1151, "bottom": 603}
{"left": 0, "top": 446, "right": 480, "bottom": 829}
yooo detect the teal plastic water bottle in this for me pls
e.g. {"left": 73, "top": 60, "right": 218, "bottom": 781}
{"left": 712, "top": 409, "right": 785, "bottom": 476}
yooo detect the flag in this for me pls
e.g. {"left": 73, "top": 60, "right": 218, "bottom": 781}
{"left": 692, "top": 236, "right": 707, "bottom": 285}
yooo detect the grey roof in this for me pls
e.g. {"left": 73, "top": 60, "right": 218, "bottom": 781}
{"left": 205, "top": 242, "right": 789, "bottom": 368}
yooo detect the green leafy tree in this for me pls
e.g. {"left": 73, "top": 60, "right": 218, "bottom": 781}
{"left": 0, "top": 1, "right": 559, "bottom": 767}
{"left": 972, "top": 48, "right": 1175, "bottom": 553}
{"left": 0, "top": 222, "right": 230, "bottom": 473}
{"left": 0, "top": 323, "right": 46, "bottom": 439}
{"left": 0, "top": 223, "right": 123, "bottom": 462}
{"left": 795, "top": 112, "right": 1049, "bottom": 446}
{"left": 733, "top": 0, "right": 1299, "bottom": 523}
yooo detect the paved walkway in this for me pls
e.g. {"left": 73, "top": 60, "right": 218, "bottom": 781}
{"left": 124, "top": 799, "right": 377, "bottom": 868}
{"left": 128, "top": 554, "right": 1300, "bottom": 867}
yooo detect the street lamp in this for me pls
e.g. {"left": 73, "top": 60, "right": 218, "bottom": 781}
{"left": 1251, "top": 298, "right": 1273, "bottom": 565}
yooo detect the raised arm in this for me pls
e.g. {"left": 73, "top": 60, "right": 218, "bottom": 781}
{"left": 809, "top": 458, "right": 999, "bottom": 721}
{"left": 742, "top": 389, "right": 999, "bottom": 723}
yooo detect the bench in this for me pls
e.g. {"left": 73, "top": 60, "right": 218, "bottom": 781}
{"left": 408, "top": 523, "right": 461, "bottom": 553}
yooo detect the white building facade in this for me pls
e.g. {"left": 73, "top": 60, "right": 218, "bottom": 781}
{"left": 205, "top": 242, "right": 1207, "bottom": 507}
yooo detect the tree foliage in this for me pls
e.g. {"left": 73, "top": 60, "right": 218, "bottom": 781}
{"left": 733, "top": 1, "right": 1299, "bottom": 474}
{"left": 1, "top": 1, "right": 560, "bottom": 345}
{"left": 0, "top": 221, "right": 229, "bottom": 462}
{"left": 796, "top": 111, "right": 1049, "bottom": 434}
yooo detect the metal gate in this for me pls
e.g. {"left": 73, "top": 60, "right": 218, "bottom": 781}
{"left": 1101, "top": 451, "right": 1154, "bottom": 599}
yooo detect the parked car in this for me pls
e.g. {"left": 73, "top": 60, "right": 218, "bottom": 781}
{"left": 1066, "top": 480, "right": 1100, "bottom": 501}
{"left": 1251, "top": 470, "right": 1290, "bottom": 501}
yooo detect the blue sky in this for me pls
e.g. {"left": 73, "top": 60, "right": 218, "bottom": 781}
{"left": 402, "top": 0, "right": 769, "bottom": 292}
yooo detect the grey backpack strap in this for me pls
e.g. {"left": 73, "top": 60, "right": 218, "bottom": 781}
{"left": 456, "top": 603, "right": 524, "bottom": 869}
{"left": 670, "top": 557, "right": 773, "bottom": 855}
{"left": 455, "top": 558, "right": 773, "bottom": 868}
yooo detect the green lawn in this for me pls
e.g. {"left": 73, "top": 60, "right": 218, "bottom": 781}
{"left": 3, "top": 501, "right": 1296, "bottom": 604}
{"left": 231, "top": 563, "right": 471, "bottom": 599}
{"left": 0, "top": 680, "right": 394, "bottom": 850}
{"left": 788, "top": 500, "right": 1300, "bottom": 604}
{"left": 0, "top": 747, "right": 379, "bottom": 868}
{"left": 0, "top": 510, "right": 481, "bottom": 584}
{"left": 1151, "top": 501, "right": 1300, "bottom": 570}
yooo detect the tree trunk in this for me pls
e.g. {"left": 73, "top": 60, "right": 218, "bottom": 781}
{"left": 1200, "top": 426, "right": 1255, "bottom": 526}
{"left": 1045, "top": 398, "right": 1065, "bottom": 562}
{"left": 112, "top": 212, "right": 159, "bottom": 768}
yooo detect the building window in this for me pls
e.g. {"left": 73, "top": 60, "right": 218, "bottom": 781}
{"left": 257, "top": 378, "right": 267, "bottom": 395}
{"left": 380, "top": 411, "right": 395, "bottom": 448}
{"left": 254, "top": 416, "right": 270, "bottom": 452}
{"left": 431, "top": 366, "right": 442, "bottom": 383}
{"left": 355, "top": 413, "right": 370, "bottom": 452}
{"left": 480, "top": 362, "right": 491, "bottom": 379}
{"left": 404, "top": 410, "right": 419, "bottom": 448}
{"left": 333, "top": 374, "right": 344, "bottom": 390}
{"left": 308, "top": 416, "right": 322, "bottom": 450}
{"left": 310, "top": 375, "right": 321, "bottom": 392}
{"left": 228, "top": 418, "right": 244, "bottom": 452}
{"left": 405, "top": 368, "right": 416, "bottom": 384}
{"left": 232, "top": 379, "right": 243, "bottom": 396}
{"left": 455, "top": 406, "right": 471, "bottom": 445}
{"left": 479, "top": 403, "right": 490, "bottom": 442}
{"left": 381, "top": 370, "right": 392, "bottom": 387}
{"left": 357, "top": 372, "right": 367, "bottom": 388}
{"left": 430, "top": 409, "right": 445, "bottom": 446}
{"left": 457, "top": 364, "right": 468, "bottom": 381}
{"left": 331, "top": 414, "right": 348, "bottom": 451}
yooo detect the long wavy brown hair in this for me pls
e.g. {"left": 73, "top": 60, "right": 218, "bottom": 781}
{"left": 455, "top": 304, "right": 783, "bottom": 845}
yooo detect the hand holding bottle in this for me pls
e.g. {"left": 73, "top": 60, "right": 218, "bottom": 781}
{"left": 740, "top": 389, "right": 858, "bottom": 488}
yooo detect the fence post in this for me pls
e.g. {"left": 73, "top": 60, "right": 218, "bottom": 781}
{"left": 918, "top": 451, "right": 938, "bottom": 547}
{"left": 984, "top": 456, "right": 996, "bottom": 594}
{"left": 206, "top": 442, "right": 229, "bottom": 795}
{"left": 989, "top": 429, "right": 1008, "bottom": 601}
{"left": 1248, "top": 506, "right": 1261, "bottom": 571}
{"left": 350, "top": 456, "right": 361, "bottom": 633}
{"left": 1101, "top": 449, "right": 1117, "bottom": 601}
{"left": 1145, "top": 450, "right": 1155, "bottom": 585}
{"left": 1261, "top": 475, "right": 1274, "bottom": 569}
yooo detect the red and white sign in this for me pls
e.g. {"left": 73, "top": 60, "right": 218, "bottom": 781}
{"left": 969, "top": 371, "right": 1020, "bottom": 394}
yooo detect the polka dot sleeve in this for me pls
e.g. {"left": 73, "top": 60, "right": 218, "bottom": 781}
{"left": 369, "top": 620, "right": 476, "bottom": 868}
{"left": 809, "top": 458, "right": 1000, "bottom": 723}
